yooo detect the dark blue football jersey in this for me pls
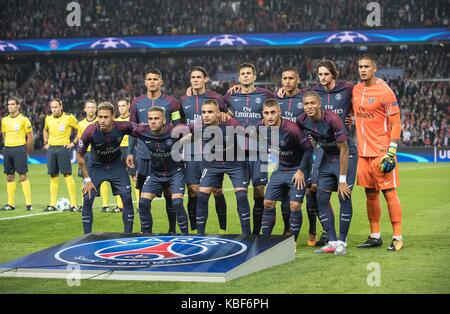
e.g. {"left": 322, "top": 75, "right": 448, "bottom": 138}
{"left": 224, "top": 87, "right": 273, "bottom": 127}
{"left": 128, "top": 93, "right": 180, "bottom": 159}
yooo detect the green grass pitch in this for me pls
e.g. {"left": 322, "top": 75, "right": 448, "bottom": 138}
{"left": 0, "top": 163, "right": 449, "bottom": 293}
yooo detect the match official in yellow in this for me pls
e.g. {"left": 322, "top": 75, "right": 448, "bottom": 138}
{"left": 113, "top": 97, "right": 139, "bottom": 213}
{"left": 43, "top": 98, "right": 79, "bottom": 211}
{"left": 76, "top": 99, "right": 110, "bottom": 212}
{"left": 1, "top": 96, "right": 33, "bottom": 211}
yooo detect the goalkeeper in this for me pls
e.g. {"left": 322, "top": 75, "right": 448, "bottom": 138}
{"left": 352, "top": 54, "right": 404, "bottom": 252}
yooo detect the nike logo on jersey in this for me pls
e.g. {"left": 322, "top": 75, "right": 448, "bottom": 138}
{"left": 233, "top": 98, "right": 241, "bottom": 102}
{"left": 242, "top": 181, "right": 248, "bottom": 184}
{"left": 126, "top": 185, "right": 131, "bottom": 189}
{"left": 185, "top": 105, "right": 192, "bottom": 109}
{"left": 261, "top": 178, "right": 267, "bottom": 182}
{"left": 139, "top": 108, "right": 147, "bottom": 112}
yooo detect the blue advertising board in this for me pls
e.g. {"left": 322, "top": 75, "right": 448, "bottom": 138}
{"left": 0, "top": 28, "right": 449, "bottom": 54}
{"left": 0, "top": 233, "right": 295, "bottom": 282}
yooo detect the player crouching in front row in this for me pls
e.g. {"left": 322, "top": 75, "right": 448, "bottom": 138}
{"left": 260, "top": 99, "right": 313, "bottom": 243}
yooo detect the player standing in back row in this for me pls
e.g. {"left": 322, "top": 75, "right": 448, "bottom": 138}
{"left": 225, "top": 62, "right": 273, "bottom": 235}
{"left": 127, "top": 69, "right": 182, "bottom": 234}
{"left": 352, "top": 54, "right": 404, "bottom": 251}
{"left": 180, "top": 66, "right": 228, "bottom": 234}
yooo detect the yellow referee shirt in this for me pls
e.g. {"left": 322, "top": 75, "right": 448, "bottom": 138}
{"left": 77, "top": 116, "right": 97, "bottom": 152}
{"left": 114, "top": 115, "right": 130, "bottom": 147}
{"left": 44, "top": 112, "right": 78, "bottom": 146}
{"left": 1, "top": 114, "right": 32, "bottom": 147}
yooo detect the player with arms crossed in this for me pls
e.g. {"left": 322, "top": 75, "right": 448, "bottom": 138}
{"left": 1, "top": 96, "right": 33, "bottom": 211}
{"left": 260, "top": 99, "right": 312, "bottom": 242}
{"left": 297, "top": 91, "right": 353, "bottom": 255}
{"left": 353, "top": 54, "right": 404, "bottom": 251}
{"left": 180, "top": 66, "right": 228, "bottom": 234}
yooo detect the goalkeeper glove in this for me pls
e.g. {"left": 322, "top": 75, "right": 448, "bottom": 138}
{"left": 379, "top": 143, "right": 397, "bottom": 173}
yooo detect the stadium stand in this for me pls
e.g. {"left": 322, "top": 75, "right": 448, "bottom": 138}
{"left": 0, "top": 0, "right": 448, "bottom": 39}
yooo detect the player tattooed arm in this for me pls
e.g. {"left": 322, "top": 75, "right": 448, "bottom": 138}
{"left": 337, "top": 141, "right": 351, "bottom": 200}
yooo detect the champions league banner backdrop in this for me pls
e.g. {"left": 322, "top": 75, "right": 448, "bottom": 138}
{"left": 0, "top": 233, "right": 295, "bottom": 282}
{"left": 0, "top": 28, "right": 449, "bottom": 53}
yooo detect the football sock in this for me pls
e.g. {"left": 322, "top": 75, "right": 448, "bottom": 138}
{"left": 187, "top": 196, "right": 198, "bottom": 230}
{"left": 366, "top": 189, "right": 381, "bottom": 234}
{"left": 20, "top": 179, "right": 32, "bottom": 206}
{"left": 81, "top": 193, "right": 95, "bottom": 234}
{"left": 383, "top": 189, "right": 403, "bottom": 238}
{"left": 339, "top": 196, "right": 353, "bottom": 242}
{"left": 281, "top": 196, "right": 290, "bottom": 232}
{"left": 214, "top": 194, "right": 227, "bottom": 231}
{"left": 252, "top": 197, "right": 264, "bottom": 235}
{"left": 261, "top": 207, "right": 276, "bottom": 235}
{"left": 138, "top": 197, "right": 153, "bottom": 233}
{"left": 120, "top": 193, "right": 134, "bottom": 233}
{"left": 165, "top": 195, "right": 176, "bottom": 233}
{"left": 317, "top": 190, "right": 337, "bottom": 242}
{"left": 116, "top": 194, "right": 123, "bottom": 209}
{"left": 173, "top": 198, "right": 188, "bottom": 235}
{"left": 134, "top": 188, "right": 140, "bottom": 205}
{"left": 6, "top": 181, "right": 16, "bottom": 206}
{"left": 289, "top": 210, "right": 303, "bottom": 241}
{"left": 196, "top": 192, "right": 210, "bottom": 236}
{"left": 64, "top": 175, "right": 77, "bottom": 207}
{"left": 100, "top": 182, "right": 109, "bottom": 207}
{"left": 306, "top": 192, "right": 318, "bottom": 235}
{"left": 50, "top": 176, "right": 59, "bottom": 207}
{"left": 236, "top": 191, "right": 251, "bottom": 235}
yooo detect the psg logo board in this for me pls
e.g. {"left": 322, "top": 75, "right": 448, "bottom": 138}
{"left": 0, "top": 233, "right": 295, "bottom": 282}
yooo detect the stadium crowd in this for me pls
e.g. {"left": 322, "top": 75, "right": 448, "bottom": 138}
{"left": 1, "top": 0, "right": 449, "bottom": 39}
{"left": 0, "top": 46, "right": 448, "bottom": 149}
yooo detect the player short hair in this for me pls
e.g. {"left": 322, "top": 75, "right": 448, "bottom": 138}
{"left": 316, "top": 60, "right": 338, "bottom": 80}
{"left": 49, "top": 98, "right": 63, "bottom": 106}
{"left": 238, "top": 62, "right": 256, "bottom": 75}
{"left": 84, "top": 99, "right": 96, "bottom": 107}
{"left": 7, "top": 96, "right": 23, "bottom": 106}
{"left": 263, "top": 98, "right": 280, "bottom": 109}
{"left": 303, "top": 90, "right": 321, "bottom": 103}
{"left": 97, "top": 101, "right": 115, "bottom": 115}
{"left": 281, "top": 66, "right": 300, "bottom": 77}
{"left": 117, "top": 97, "right": 131, "bottom": 105}
{"left": 358, "top": 54, "right": 377, "bottom": 67}
{"left": 190, "top": 66, "right": 208, "bottom": 78}
{"left": 146, "top": 69, "right": 163, "bottom": 79}
{"left": 203, "top": 99, "right": 220, "bottom": 109}
{"left": 148, "top": 106, "right": 166, "bottom": 116}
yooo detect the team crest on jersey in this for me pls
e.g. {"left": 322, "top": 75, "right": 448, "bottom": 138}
{"left": 297, "top": 102, "right": 303, "bottom": 109}
{"left": 368, "top": 97, "right": 375, "bottom": 104}
{"left": 78, "top": 140, "right": 84, "bottom": 148}
{"left": 255, "top": 97, "right": 262, "bottom": 104}
{"left": 54, "top": 236, "right": 247, "bottom": 268}
{"left": 335, "top": 93, "right": 342, "bottom": 101}
{"left": 166, "top": 139, "right": 173, "bottom": 146}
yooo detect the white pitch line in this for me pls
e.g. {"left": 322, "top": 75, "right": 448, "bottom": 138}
{"left": 400, "top": 165, "right": 450, "bottom": 171}
{"left": 0, "top": 211, "right": 64, "bottom": 221}
{"left": 0, "top": 186, "right": 253, "bottom": 221}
